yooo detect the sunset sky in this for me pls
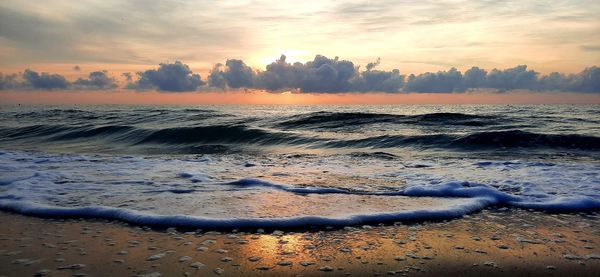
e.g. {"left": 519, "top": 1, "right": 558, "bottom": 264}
{"left": 0, "top": 0, "right": 599, "bottom": 103}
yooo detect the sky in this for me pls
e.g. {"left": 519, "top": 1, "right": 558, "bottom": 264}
{"left": 0, "top": 0, "right": 599, "bottom": 103}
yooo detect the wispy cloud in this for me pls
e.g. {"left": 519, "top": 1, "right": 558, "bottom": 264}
{"left": 0, "top": 0, "right": 598, "bottom": 74}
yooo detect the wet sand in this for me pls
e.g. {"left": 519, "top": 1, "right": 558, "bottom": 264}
{"left": 1, "top": 209, "right": 599, "bottom": 277}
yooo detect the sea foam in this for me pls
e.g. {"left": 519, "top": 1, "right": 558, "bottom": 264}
{"left": 0, "top": 150, "right": 598, "bottom": 229}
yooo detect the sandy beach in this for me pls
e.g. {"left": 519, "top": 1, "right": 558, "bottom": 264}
{"left": 1, "top": 209, "right": 598, "bottom": 277}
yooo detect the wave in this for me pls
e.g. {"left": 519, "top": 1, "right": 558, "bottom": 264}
{"left": 0, "top": 124, "right": 317, "bottom": 153}
{"left": 135, "top": 125, "right": 303, "bottom": 145}
{"left": 1, "top": 179, "right": 598, "bottom": 229}
{"left": 327, "top": 130, "right": 600, "bottom": 150}
{"left": 451, "top": 130, "right": 600, "bottom": 150}
{"left": 2, "top": 124, "right": 599, "bottom": 152}
{"left": 276, "top": 111, "right": 501, "bottom": 128}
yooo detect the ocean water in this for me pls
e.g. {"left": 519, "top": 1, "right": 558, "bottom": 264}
{"left": 1, "top": 104, "right": 599, "bottom": 229}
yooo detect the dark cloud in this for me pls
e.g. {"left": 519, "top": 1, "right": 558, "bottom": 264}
{"left": 127, "top": 61, "right": 205, "bottom": 92}
{"left": 1, "top": 56, "right": 599, "bottom": 93}
{"left": 350, "top": 59, "right": 404, "bottom": 93}
{"left": 207, "top": 64, "right": 227, "bottom": 89}
{"left": 0, "top": 69, "right": 119, "bottom": 91}
{"left": 576, "top": 66, "right": 600, "bottom": 93}
{"left": 251, "top": 55, "right": 403, "bottom": 93}
{"left": 73, "top": 71, "right": 118, "bottom": 90}
{"left": 298, "top": 55, "right": 356, "bottom": 93}
{"left": 213, "top": 55, "right": 400, "bottom": 93}
{"left": 538, "top": 66, "right": 600, "bottom": 93}
{"left": 22, "top": 69, "right": 69, "bottom": 89}
{"left": 73, "top": 65, "right": 81, "bottom": 71}
{"left": 461, "top": 67, "right": 487, "bottom": 89}
{"left": 253, "top": 55, "right": 304, "bottom": 91}
{"left": 485, "top": 65, "right": 538, "bottom": 91}
{"left": 404, "top": 68, "right": 463, "bottom": 93}
{"left": 0, "top": 73, "right": 19, "bottom": 90}
{"left": 208, "top": 59, "right": 255, "bottom": 89}
{"left": 365, "top": 58, "right": 381, "bottom": 71}
{"left": 122, "top": 72, "right": 133, "bottom": 82}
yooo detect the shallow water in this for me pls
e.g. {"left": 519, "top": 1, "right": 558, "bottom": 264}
{"left": 0, "top": 104, "right": 599, "bottom": 228}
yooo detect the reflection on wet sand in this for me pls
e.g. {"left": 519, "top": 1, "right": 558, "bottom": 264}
{"left": 1, "top": 209, "right": 599, "bottom": 276}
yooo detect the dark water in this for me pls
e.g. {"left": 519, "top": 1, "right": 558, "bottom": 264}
{"left": 0, "top": 105, "right": 599, "bottom": 229}
{"left": 1, "top": 105, "right": 599, "bottom": 156}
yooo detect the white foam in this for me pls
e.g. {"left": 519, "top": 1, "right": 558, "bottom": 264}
{"left": 0, "top": 150, "right": 598, "bottom": 229}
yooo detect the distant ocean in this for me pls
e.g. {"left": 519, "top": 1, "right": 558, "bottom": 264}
{"left": 1, "top": 104, "right": 599, "bottom": 229}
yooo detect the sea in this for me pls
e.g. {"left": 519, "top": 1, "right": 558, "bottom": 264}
{"left": 1, "top": 104, "right": 599, "bottom": 229}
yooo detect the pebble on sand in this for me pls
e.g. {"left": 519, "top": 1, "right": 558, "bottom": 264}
{"left": 189, "top": 262, "right": 205, "bottom": 269}
{"left": 179, "top": 256, "right": 192, "bottom": 262}
{"left": 319, "top": 266, "right": 334, "bottom": 272}
{"left": 483, "top": 261, "right": 498, "bottom": 268}
{"left": 300, "top": 261, "right": 315, "bottom": 266}
{"left": 34, "top": 269, "right": 51, "bottom": 276}
{"left": 138, "top": 272, "right": 161, "bottom": 277}
{"left": 57, "top": 264, "right": 86, "bottom": 270}
{"left": 563, "top": 254, "right": 581, "bottom": 260}
{"left": 277, "top": 261, "right": 293, "bottom": 266}
{"left": 146, "top": 253, "right": 167, "bottom": 261}
{"left": 585, "top": 253, "right": 600, "bottom": 260}
{"left": 248, "top": 256, "right": 261, "bottom": 262}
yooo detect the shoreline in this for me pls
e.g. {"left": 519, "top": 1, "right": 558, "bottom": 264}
{"left": 1, "top": 209, "right": 599, "bottom": 276}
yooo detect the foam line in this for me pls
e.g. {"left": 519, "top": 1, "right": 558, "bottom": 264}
{"left": 224, "top": 179, "right": 600, "bottom": 212}
{"left": 0, "top": 197, "right": 493, "bottom": 229}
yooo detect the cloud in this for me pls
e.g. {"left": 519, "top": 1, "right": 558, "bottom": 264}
{"left": 0, "top": 73, "right": 19, "bottom": 90}
{"left": 73, "top": 71, "right": 118, "bottom": 90}
{"left": 485, "top": 65, "right": 538, "bottom": 91}
{"left": 22, "top": 69, "right": 69, "bottom": 89}
{"left": 253, "top": 55, "right": 303, "bottom": 91}
{"left": 222, "top": 55, "right": 358, "bottom": 93}
{"left": 0, "top": 2, "right": 248, "bottom": 65}
{"left": 576, "top": 66, "right": 600, "bottom": 93}
{"left": 208, "top": 59, "right": 256, "bottom": 89}
{"left": 538, "top": 66, "right": 600, "bottom": 93}
{"left": 122, "top": 72, "right": 133, "bottom": 82}
{"left": 400, "top": 65, "right": 599, "bottom": 93}
{"left": 1, "top": 56, "right": 599, "bottom": 93}
{"left": 462, "top": 67, "right": 488, "bottom": 89}
{"left": 251, "top": 55, "right": 403, "bottom": 93}
{"left": 298, "top": 55, "right": 357, "bottom": 93}
{"left": 127, "top": 61, "right": 205, "bottom": 92}
{"left": 0, "top": 69, "right": 119, "bottom": 91}
{"left": 350, "top": 60, "right": 404, "bottom": 93}
{"left": 404, "top": 68, "right": 463, "bottom": 93}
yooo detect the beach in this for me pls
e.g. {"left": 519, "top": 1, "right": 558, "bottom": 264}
{"left": 1, "top": 0, "right": 600, "bottom": 275}
{"left": 1, "top": 209, "right": 598, "bottom": 277}
{"left": 1, "top": 105, "right": 600, "bottom": 276}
